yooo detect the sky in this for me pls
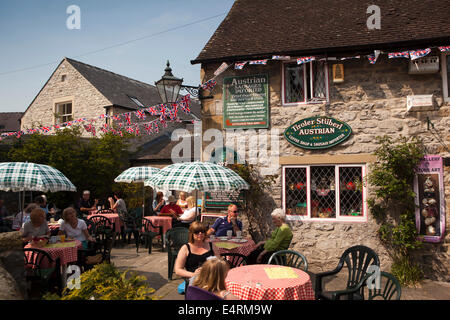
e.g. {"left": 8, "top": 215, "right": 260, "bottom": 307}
{"left": 0, "top": 0, "right": 235, "bottom": 113}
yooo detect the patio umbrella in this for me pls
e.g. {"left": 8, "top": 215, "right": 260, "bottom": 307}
{"left": 0, "top": 162, "right": 77, "bottom": 224}
{"left": 144, "top": 161, "right": 250, "bottom": 215}
{"left": 114, "top": 166, "right": 161, "bottom": 215}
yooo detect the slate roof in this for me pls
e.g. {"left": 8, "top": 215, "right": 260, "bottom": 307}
{"left": 0, "top": 112, "right": 23, "bottom": 133}
{"left": 192, "top": 0, "right": 450, "bottom": 64}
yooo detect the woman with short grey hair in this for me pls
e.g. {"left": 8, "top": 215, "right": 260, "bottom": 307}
{"left": 247, "top": 208, "right": 293, "bottom": 264}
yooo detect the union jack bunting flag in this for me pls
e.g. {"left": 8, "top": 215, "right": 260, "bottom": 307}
{"left": 159, "top": 104, "right": 168, "bottom": 120}
{"left": 438, "top": 46, "right": 450, "bottom": 52}
{"left": 201, "top": 79, "right": 217, "bottom": 91}
{"left": 40, "top": 126, "right": 51, "bottom": 133}
{"left": 272, "top": 55, "right": 290, "bottom": 60}
{"left": 126, "top": 126, "right": 134, "bottom": 134}
{"left": 99, "top": 114, "right": 107, "bottom": 119}
{"left": 297, "top": 56, "right": 315, "bottom": 65}
{"left": 152, "top": 122, "right": 159, "bottom": 133}
{"left": 234, "top": 61, "right": 247, "bottom": 70}
{"left": 144, "top": 123, "right": 153, "bottom": 135}
{"left": 388, "top": 51, "right": 410, "bottom": 59}
{"left": 180, "top": 101, "right": 190, "bottom": 114}
{"left": 100, "top": 123, "right": 109, "bottom": 133}
{"left": 409, "top": 48, "right": 431, "bottom": 60}
{"left": 134, "top": 109, "right": 146, "bottom": 120}
{"left": 53, "top": 124, "right": 61, "bottom": 130}
{"left": 123, "top": 113, "right": 132, "bottom": 125}
{"left": 248, "top": 59, "right": 268, "bottom": 65}
{"left": 111, "top": 115, "right": 121, "bottom": 121}
{"left": 145, "top": 106, "right": 158, "bottom": 116}
{"left": 159, "top": 119, "right": 168, "bottom": 128}
{"left": 134, "top": 125, "right": 140, "bottom": 136}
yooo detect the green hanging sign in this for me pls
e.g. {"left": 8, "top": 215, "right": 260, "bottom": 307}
{"left": 284, "top": 116, "right": 352, "bottom": 150}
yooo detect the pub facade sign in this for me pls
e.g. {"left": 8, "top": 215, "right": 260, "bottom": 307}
{"left": 284, "top": 116, "right": 352, "bottom": 149}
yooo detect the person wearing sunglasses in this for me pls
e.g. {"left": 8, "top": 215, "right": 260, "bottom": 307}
{"left": 206, "top": 204, "right": 242, "bottom": 237}
{"left": 174, "top": 221, "right": 220, "bottom": 286}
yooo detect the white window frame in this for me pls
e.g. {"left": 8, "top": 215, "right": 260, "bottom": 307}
{"left": 441, "top": 52, "right": 450, "bottom": 102}
{"left": 55, "top": 101, "right": 73, "bottom": 124}
{"left": 282, "top": 164, "right": 367, "bottom": 222}
{"left": 281, "top": 60, "right": 330, "bottom": 106}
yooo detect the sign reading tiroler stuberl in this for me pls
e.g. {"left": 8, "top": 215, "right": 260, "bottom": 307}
{"left": 284, "top": 116, "right": 352, "bottom": 149}
{"left": 223, "top": 74, "right": 269, "bottom": 129}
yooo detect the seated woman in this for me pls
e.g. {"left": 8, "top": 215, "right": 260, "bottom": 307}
{"left": 173, "top": 196, "right": 197, "bottom": 228}
{"left": 152, "top": 192, "right": 165, "bottom": 216}
{"left": 247, "top": 208, "right": 293, "bottom": 264}
{"left": 191, "top": 257, "right": 239, "bottom": 300}
{"left": 21, "top": 208, "right": 50, "bottom": 243}
{"left": 108, "top": 191, "right": 127, "bottom": 215}
{"left": 59, "top": 207, "right": 95, "bottom": 249}
{"left": 12, "top": 203, "right": 37, "bottom": 231}
{"left": 174, "top": 221, "right": 220, "bottom": 285}
{"left": 176, "top": 192, "right": 189, "bottom": 212}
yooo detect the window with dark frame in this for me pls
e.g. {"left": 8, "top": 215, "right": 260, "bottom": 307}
{"left": 284, "top": 165, "right": 365, "bottom": 221}
{"left": 283, "top": 61, "right": 327, "bottom": 104}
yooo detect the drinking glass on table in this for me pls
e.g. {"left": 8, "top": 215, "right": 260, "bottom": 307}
{"left": 236, "top": 231, "right": 242, "bottom": 239}
{"left": 227, "top": 230, "right": 232, "bottom": 240}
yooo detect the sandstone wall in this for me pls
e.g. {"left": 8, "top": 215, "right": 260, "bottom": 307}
{"left": 200, "top": 53, "right": 449, "bottom": 280}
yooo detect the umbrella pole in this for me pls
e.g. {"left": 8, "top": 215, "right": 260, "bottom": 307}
{"left": 142, "top": 184, "right": 145, "bottom": 216}
{"left": 195, "top": 190, "right": 198, "bottom": 221}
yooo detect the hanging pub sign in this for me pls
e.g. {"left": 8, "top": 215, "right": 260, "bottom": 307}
{"left": 284, "top": 116, "right": 352, "bottom": 149}
{"left": 414, "top": 155, "right": 446, "bottom": 243}
{"left": 223, "top": 74, "right": 269, "bottom": 129}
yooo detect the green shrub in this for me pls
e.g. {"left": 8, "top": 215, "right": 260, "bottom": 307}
{"left": 44, "top": 262, "right": 158, "bottom": 300}
{"left": 391, "top": 256, "right": 423, "bottom": 287}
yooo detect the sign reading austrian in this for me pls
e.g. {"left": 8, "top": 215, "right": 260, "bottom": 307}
{"left": 284, "top": 116, "right": 352, "bottom": 149}
{"left": 223, "top": 74, "right": 269, "bottom": 129}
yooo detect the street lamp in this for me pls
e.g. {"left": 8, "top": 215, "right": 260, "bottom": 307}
{"left": 155, "top": 60, "right": 201, "bottom": 102}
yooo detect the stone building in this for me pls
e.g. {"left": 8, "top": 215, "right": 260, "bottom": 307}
{"left": 192, "top": 0, "right": 450, "bottom": 280}
{"left": 19, "top": 57, "right": 200, "bottom": 165}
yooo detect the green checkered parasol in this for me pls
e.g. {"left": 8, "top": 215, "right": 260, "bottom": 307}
{"left": 114, "top": 166, "right": 161, "bottom": 183}
{"left": 0, "top": 162, "right": 77, "bottom": 192}
{"left": 143, "top": 161, "right": 249, "bottom": 192}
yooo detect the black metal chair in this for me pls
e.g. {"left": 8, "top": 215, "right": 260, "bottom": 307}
{"left": 86, "top": 215, "right": 115, "bottom": 262}
{"left": 268, "top": 250, "right": 308, "bottom": 271}
{"left": 165, "top": 227, "right": 189, "bottom": 280}
{"left": 139, "top": 218, "right": 162, "bottom": 254}
{"left": 220, "top": 252, "right": 248, "bottom": 269}
{"left": 119, "top": 209, "right": 143, "bottom": 249}
{"left": 23, "top": 248, "right": 60, "bottom": 297}
{"left": 314, "top": 245, "right": 380, "bottom": 300}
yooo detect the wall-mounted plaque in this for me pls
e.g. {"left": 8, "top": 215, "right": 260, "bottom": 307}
{"left": 284, "top": 116, "right": 352, "bottom": 149}
{"left": 223, "top": 74, "right": 269, "bottom": 129}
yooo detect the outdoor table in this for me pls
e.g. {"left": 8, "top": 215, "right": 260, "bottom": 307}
{"left": 88, "top": 212, "right": 123, "bottom": 233}
{"left": 25, "top": 239, "right": 82, "bottom": 287}
{"left": 225, "top": 264, "right": 315, "bottom": 300}
{"left": 143, "top": 216, "right": 172, "bottom": 249}
{"left": 211, "top": 237, "right": 257, "bottom": 257}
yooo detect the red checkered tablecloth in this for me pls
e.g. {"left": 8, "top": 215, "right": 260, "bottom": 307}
{"left": 88, "top": 213, "right": 123, "bottom": 233}
{"left": 25, "top": 240, "right": 82, "bottom": 266}
{"left": 211, "top": 238, "right": 257, "bottom": 257}
{"left": 225, "top": 264, "right": 315, "bottom": 300}
{"left": 143, "top": 216, "right": 172, "bottom": 235}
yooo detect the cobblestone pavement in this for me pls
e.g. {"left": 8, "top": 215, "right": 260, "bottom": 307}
{"left": 110, "top": 244, "right": 450, "bottom": 300}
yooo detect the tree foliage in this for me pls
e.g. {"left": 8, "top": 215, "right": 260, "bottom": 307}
{"left": 5, "top": 126, "right": 131, "bottom": 208}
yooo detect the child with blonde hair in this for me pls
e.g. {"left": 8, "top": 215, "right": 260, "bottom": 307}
{"left": 192, "top": 257, "right": 238, "bottom": 300}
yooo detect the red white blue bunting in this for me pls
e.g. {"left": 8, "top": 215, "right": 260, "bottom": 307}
{"left": 296, "top": 56, "right": 315, "bottom": 65}
{"left": 388, "top": 51, "right": 410, "bottom": 59}
{"left": 409, "top": 48, "right": 431, "bottom": 60}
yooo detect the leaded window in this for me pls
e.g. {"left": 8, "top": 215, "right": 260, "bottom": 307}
{"left": 283, "top": 165, "right": 366, "bottom": 221}
{"left": 55, "top": 102, "right": 73, "bottom": 124}
{"left": 283, "top": 61, "right": 328, "bottom": 104}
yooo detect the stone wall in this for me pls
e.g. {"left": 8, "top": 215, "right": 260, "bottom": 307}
{"left": 0, "top": 231, "right": 26, "bottom": 299}
{"left": 200, "top": 52, "right": 450, "bottom": 280}
{"left": 20, "top": 59, "right": 112, "bottom": 137}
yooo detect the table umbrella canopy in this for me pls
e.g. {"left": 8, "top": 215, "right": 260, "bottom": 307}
{"left": 0, "top": 162, "right": 76, "bottom": 192}
{"left": 144, "top": 161, "right": 250, "bottom": 193}
{"left": 114, "top": 166, "right": 161, "bottom": 183}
